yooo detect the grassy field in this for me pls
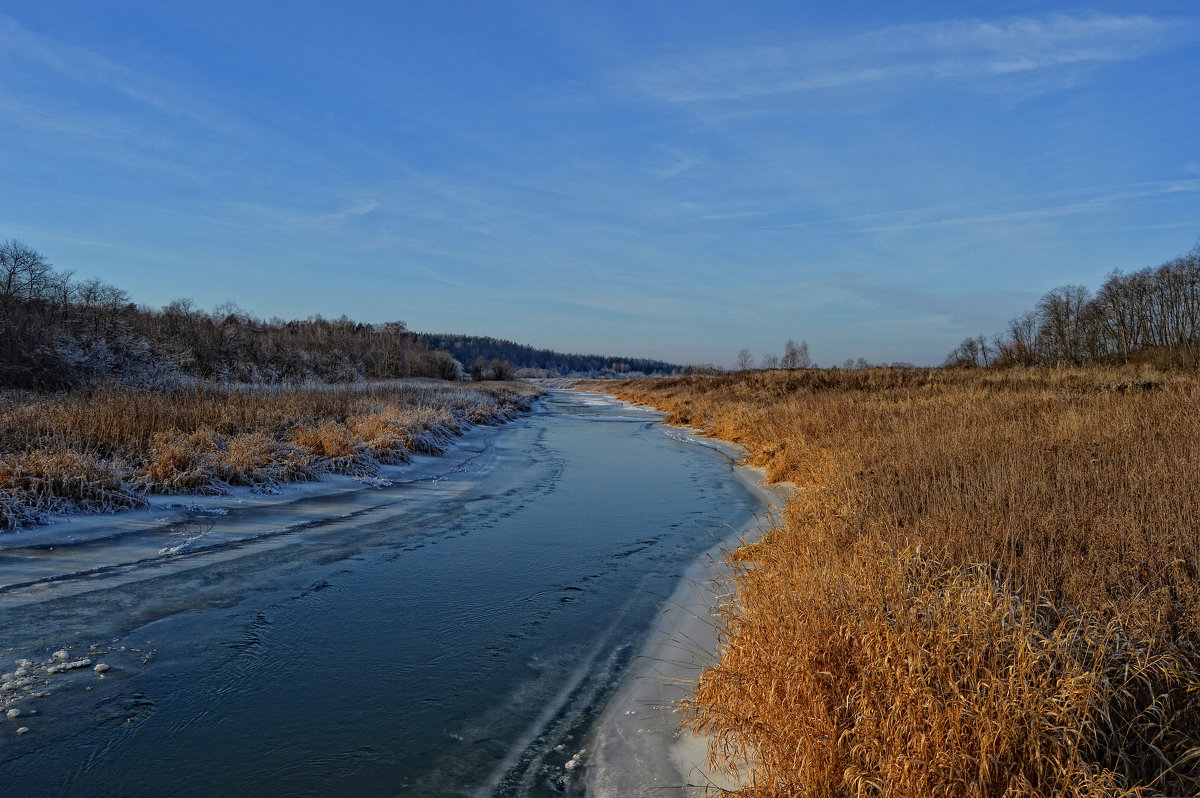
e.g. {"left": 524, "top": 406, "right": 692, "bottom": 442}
{"left": 583, "top": 367, "right": 1200, "bottom": 798}
{"left": 0, "top": 380, "right": 541, "bottom": 529}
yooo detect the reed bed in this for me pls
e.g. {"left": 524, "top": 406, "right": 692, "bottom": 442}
{"left": 0, "top": 380, "right": 541, "bottom": 529}
{"left": 583, "top": 367, "right": 1200, "bottom": 797}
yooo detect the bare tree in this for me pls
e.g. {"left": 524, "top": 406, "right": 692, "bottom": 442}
{"left": 736, "top": 348, "right": 754, "bottom": 371}
{"left": 782, "top": 340, "right": 799, "bottom": 369}
{"left": 0, "top": 239, "right": 54, "bottom": 307}
{"left": 1006, "top": 310, "right": 1042, "bottom": 365}
{"left": 490, "top": 358, "right": 514, "bottom": 380}
{"left": 781, "top": 339, "right": 811, "bottom": 369}
{"left": 943, "top": 338, "right": 983, "bottom": 368}
{"left": 796, "top": 340, "right": 812, "bottom": 368}
{"left": 0, "top": 240, "right": 61, "bottom": 386}
{"left": 1095, "top": 270, "right": 1141, "bottom": 360}
{"left": 1037, "top": 285, "right": 1092, "bottom": 365}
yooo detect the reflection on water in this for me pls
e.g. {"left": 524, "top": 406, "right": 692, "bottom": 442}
{"left": 0, "top": 390, "right": 764, "bottom": 797}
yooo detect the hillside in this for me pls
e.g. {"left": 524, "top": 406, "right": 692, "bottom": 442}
{"left": 413, "top": 333, "right": 683, "bottom": 377}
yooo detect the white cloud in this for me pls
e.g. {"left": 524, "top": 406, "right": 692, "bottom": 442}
{"left": 623, "top": 14, "right": 1188, "bottom": 104}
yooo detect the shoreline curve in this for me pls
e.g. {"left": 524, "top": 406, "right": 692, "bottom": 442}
{"left": 583, "top": 418, "right": 791, "bottom": 797}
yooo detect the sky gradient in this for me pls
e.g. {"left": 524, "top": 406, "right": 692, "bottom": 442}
{"left": 2, "top": 1, "right": 1198, "bottom": 366}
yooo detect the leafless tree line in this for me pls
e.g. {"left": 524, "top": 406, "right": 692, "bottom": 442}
{"left": 946, "top": 241, "right": 1200, "bottom": 368}
{"left": 736, "top": 339, "right": 813, "bottom": 371}
{"left": 0, "top": 239, "right": 459, "bottom": 389}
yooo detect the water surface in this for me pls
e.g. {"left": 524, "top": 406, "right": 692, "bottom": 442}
{"left": 0, "top": 390, "right": 764, "bottom": 796}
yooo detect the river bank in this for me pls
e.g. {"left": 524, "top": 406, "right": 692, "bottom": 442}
{"left": 584, "top": 427, "right": 790, "bottom": 797}
{"left": 0, "top": 379, "right": 540, "bottom": 531}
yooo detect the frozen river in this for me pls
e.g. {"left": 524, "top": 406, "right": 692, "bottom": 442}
{"left": 0, "top": 390, "right": 767, "bottom": 796}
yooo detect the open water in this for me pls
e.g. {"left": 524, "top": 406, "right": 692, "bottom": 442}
{"left": 0, "top": 390, "right": 765, "bottom": 796}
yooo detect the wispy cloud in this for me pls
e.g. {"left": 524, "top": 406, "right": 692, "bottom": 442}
{"left": 650, "top": 146, "right": 707, "bottom": 180}
{"left": 0, "top": 13, "right": 254, "bottom": 139}
{"left": 623, "top": 14, "right": 1188, "bottom": 103}
{"left": 760, "top": 179, "right": 1200, "bottom": 234}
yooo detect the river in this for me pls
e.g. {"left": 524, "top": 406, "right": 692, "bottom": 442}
{"left": 0, "top": 390, "right": 768, "bottom": 796}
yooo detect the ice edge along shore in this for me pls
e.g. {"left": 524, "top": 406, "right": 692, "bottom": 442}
{"left": 583, "top": 394, "right": 793, "bottom": 797}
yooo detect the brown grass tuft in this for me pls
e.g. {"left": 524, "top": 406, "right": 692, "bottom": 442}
{"left": 0, "top": 447, "right": 143, "bottom": 526}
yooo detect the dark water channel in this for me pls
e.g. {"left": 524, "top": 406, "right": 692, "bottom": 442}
{"left": 0, "top": 390, "right": 764, "bottom": 796}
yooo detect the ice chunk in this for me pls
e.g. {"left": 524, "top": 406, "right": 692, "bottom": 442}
{"left": 47, "top": 658, "right": 91, "bottom": 675}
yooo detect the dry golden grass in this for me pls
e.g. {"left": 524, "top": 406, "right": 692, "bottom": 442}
{"left": 583, "top": 367, "right": 1200, "bottom": 797}
{"left": 0, "top": 448, "right": 142, "bottom": 527}
{"left": 0, "top": 380, "right": 540, "bottom": 528}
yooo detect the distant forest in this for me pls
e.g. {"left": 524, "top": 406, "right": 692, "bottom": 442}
{"left": 0, "top": 239, "right": 682, "bottom": 390}
{"left": 947, "top": 240, "right": 1200, "bottom": 368}
{"left": 414, "top": 333, "right": 684, "bottom": 377}
{"left": 0, "top": 237, "right": 463, "bottom": 388}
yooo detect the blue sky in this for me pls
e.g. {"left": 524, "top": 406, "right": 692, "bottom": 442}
{"left": 2, "top": 2, "right": 1198, "bottom": 366}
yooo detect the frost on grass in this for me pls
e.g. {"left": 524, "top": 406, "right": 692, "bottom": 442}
{"left": 0, "top": 450, "right": 145, "bottom": 528}
{"left": 0, "top": 380, "right": 541, "bottom": 530}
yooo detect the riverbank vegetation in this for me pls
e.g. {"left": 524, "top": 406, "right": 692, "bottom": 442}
{"left": 0, "top": 380, "right": 540, "bottom": 530}
{"left": 584, "top": 367, "right": 1200, "bottom": 797}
